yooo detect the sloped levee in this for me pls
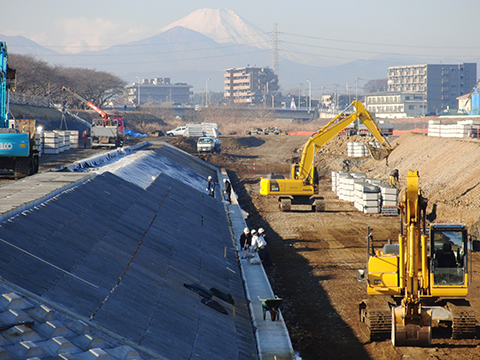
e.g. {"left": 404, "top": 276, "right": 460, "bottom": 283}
{"left": 0, "top": 150, "right": 257, "bottom": 359}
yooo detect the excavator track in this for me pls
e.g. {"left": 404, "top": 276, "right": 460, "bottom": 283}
{"left": 448, "top": 302, "right": 476, "bottom": 339}
{"left": 359, "top": 299, "right": 392, "bottom": 341}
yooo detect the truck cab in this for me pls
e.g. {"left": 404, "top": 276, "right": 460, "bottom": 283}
{"left": 197, "top": 137, "right": 221, "bottom": 153}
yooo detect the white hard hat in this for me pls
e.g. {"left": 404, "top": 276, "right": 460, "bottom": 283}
{"left": 251, "top": 229, "right": 257, "bottom": 234}
{"left": 258, "top": 228, "right": 264, "bottom": 234}
{"left": 244, "top": 227, "right": 249, "bottom": 234}
{"left": 208, "top": 176, "right": 212, "bottom": 180}
{"left": 223, "top": 179, "right": 227, "bottom": 183}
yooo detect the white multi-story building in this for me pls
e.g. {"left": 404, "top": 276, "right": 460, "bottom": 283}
{"left": 224, "top": 67, "right": 279, "bottom": 105}
{"left": 365, "top": 92, "right": 426, "bottom": 118}
{"left": 387, "top": 63, "right": 477, "bottom": 114}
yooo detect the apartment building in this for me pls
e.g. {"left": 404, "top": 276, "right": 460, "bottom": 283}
{"left": 125, "top": 77, "right": 193, "bottom": 105}
{"left": 365, "top": 92, "right": 426, "bottom": 118}
{"left": 387, "top": 63, "right": 477, "bottom": 114}
{"left": 224, "top": 67, "right": 279, "bottom": 105}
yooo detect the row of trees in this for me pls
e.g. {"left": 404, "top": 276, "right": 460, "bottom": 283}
{"left": 9, "top": 54, "right": 126, "bottom": 107}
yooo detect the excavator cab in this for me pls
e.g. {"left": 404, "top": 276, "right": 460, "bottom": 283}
{"left": 431, "top": 225, "right": 468, "bottom": 288}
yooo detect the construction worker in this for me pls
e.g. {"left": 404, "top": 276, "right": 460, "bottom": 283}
{"left": 223, "top": 178, "right": 232, "bottom": 203}
{"left": 251, "top": 228, "right": 273, "bottom": 268}
{"left": 206, "top": 176, "right": 215, "bottom": 197}
{"left": 389, "top": 169, "right": 399, "bottom": 188}
{"left": 239, "top": 227, "right": 251, "bottom": 250}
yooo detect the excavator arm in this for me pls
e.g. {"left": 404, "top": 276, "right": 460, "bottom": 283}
{"left": 259, "top": 101, "right": 394, "bottom": 212}
{"left": 296, "top": 101, "right": 393, "bottom": 181}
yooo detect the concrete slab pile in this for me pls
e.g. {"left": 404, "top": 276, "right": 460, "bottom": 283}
{"left": 428, "top": 119, "right": 480, "bottom": 138}
{"left": 332, "top": 171, "right": 398, "bottom": 214}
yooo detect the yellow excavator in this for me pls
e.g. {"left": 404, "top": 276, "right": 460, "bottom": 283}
{"left": 259, "top": 101, "right": 394, "bottom": 211}
{"left": 359, "top": 170, "right": 479, "bottom": 346}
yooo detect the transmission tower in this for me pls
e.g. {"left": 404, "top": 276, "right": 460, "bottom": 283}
{"left": 271, "top": 23, "right": 279, "bottom": 78}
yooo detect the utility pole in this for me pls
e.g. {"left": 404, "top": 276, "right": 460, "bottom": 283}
{"left": 355, "top": 77, "right": 359, "bottom": 100}
{"left": 298, "top": 83, "right": 302, "bottom": 109}
{"left": 334, "top": 84, "right": 338, "bottom": 111}
{"left": 306, "top": 80, "right": 311, "bottom": 112}
{"left": 205, "top": 78, "right": 210, "bottom": 107}
{"left": 135, "top": 76, "right": 141, "bottom": 107}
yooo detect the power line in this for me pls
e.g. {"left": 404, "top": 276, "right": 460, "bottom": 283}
{"left": 279, "top": 31, "right": 480, "bottom": 50}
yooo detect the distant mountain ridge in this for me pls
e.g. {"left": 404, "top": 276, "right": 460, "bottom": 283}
{"left": 1, "top": 8, "right": 479, "bottom": 93}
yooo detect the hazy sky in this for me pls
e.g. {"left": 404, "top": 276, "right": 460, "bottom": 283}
{"left": 3, "top": 0, "right": 480, "bottom": 66}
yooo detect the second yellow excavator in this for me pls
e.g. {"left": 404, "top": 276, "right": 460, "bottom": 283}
{"left": 359, "top": 170, "right": 479, "bottom": 346}
{"left": 259, "top": 101, "right": 393, "bottom": 211}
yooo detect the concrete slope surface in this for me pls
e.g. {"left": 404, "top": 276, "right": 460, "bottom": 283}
{"left": 0, "top": 148, "right": 256, "bottom": 359}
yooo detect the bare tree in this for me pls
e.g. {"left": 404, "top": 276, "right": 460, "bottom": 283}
{"left": 9, "top": 54, "right": 58, "bottom": 97}
{"left": 363, "top": 79, "right": 388, "bottom": 94}
{"left": 58, "top": 67, "right": 125, "bottom": 106}
{"left": 9, "top": 53, "right": 125, "bottom": 107}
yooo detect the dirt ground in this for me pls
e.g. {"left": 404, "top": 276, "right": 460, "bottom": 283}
{"left": 196, "top": 134, "right": 480, "bottom": 360}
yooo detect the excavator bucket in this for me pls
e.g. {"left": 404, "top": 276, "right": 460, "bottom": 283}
{"left": 391, "top": 306, "right": 432, "bottom": 346}
{"left": 365, "top": 142, "right": 390, "bottom": 161}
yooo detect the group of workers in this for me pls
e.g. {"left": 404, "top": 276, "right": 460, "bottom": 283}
{"left": 206, "top": 176, "right": 232, "bottom": 203}
{"left": 206, "top": 175, "right": 273, "bottom": 268}
{"left": 240, "top": 227, "right": 273, "bottom": 268}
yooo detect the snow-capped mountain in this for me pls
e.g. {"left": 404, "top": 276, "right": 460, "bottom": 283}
{"left": 160, "top": 8, "right": 271, "bottom": 49}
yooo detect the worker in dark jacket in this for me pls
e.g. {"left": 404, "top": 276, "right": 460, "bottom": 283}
{"left": 223, "top": 178, "right": 232, "bottom": 203}
{"left": 206, "top": 176, "right": 215, "bottom": 197}
{"left": 239, "top": 227, "right": 251, "bottom": 250}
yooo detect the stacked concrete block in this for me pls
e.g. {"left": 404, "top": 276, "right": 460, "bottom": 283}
{"left": 34, "top": 133, "right": 43, "bottom": 156}
{"left": 55, "top": 130, "right": 71, "bottom": 151}
{"left": 332, "top": 172, "right": 397, "bottom": 215}
{"left": 336, "top": 173, "right": 355, "bottom": 202}
{"left": 380, "top": 185, "right": 398, "bottom": 216}
{"left": 69, "top": 130, "right": 80, "bottom": 149}
{"left": 184, "top": 122, "right": 219, "bottom": 137}
{"left": 43, "top": 131, "right": 63, "bottom": 154}
{"left": 428, "top": 120, "right": 480, "bottom": 138}
{"left": 347, "top": 142, "right": 368, "bottom": 157}
{"left": 353, "top": 181, "right": 381, "bottom": 213}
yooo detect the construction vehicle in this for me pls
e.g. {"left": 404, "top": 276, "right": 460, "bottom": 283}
{"left": 358, "top": 170, "right": 479, "bottom": 346}
{"left": 197, "top": 137, "right": 222, "bottom": 153}
{"left": 0, "top": 42, "right": 39, "bottom": 179}
{"left": 259, "top": 101, "right": 393, "bottom": 212}
{"left": 62, "top": 87, "right": 124, "bottom": 148}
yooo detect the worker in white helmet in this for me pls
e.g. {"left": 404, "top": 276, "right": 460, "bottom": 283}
{"left": 206, "top": 175, "right": 215, "bottom": 197}
{"left": 239, "top": 227, "right": 251, "bottom": 250}
{"left": 252, "top": 228, "right": 273, "bottom": 267}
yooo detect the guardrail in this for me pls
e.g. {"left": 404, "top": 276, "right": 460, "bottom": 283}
{"left": 9, "top": 91, "right": 53, "bottom": 108}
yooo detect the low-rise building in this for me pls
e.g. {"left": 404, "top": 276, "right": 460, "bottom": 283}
{"left": 365, "top": 92, "right": 427, "bottom": 118}
{"left": 125, "top": 77, "right": 193, "bottom": 105}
